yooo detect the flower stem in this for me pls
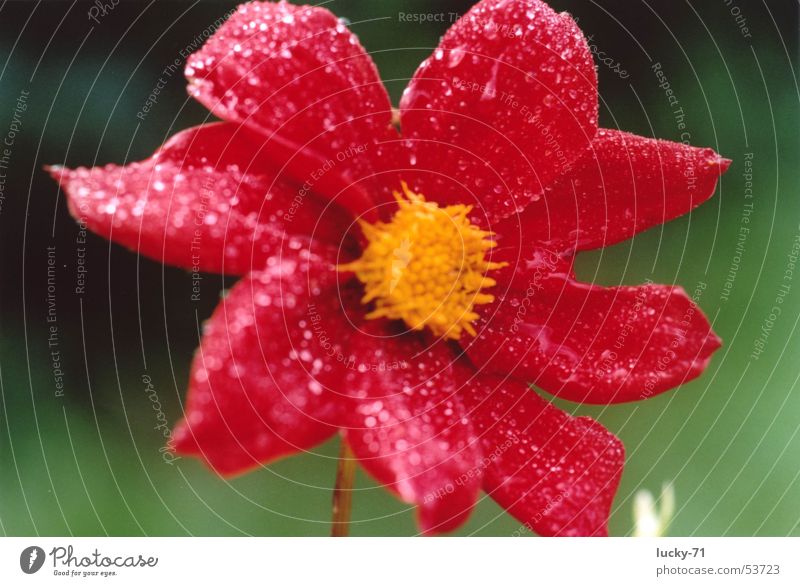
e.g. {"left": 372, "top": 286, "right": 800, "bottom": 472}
{"left": 331, "top": 439, "right": 356, "bottom": 537}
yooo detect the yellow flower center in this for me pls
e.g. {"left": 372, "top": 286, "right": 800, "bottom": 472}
{"left": 340, "top": 182, "right": 506, "bottom": 340}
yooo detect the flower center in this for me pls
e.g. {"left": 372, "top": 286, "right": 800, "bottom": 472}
{"left": 340, "top": 182, "right": 505, "bottom": 340}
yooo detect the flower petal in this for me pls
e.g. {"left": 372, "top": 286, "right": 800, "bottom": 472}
{"left": 186, "top": 1, "right": 396, "bottom": 216}
{"left": 464, "top": 275, "right": 721, "bottom": 404}
{"left": 172, "top": 252, "right": 353, "bottom": 476}
{"left": 494, "top": 129, "right": 731, "bottom": 251}
{"left": 341, "top": 323, "right": 482, "bottom": 533}
{"left": 489, "top": 243, "right": 575, "bottom": 292}
{"left": 48, "top": 123, "right": 349, "bottom": 275}
{"left": 459, "top": 372, "right": 624, "bottom": 536}
{"left": 400, "top": 0, "right": 597, "bottom": 223}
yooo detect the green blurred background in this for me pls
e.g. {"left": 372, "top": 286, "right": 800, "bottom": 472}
{"left": 0, "top": 0, "right": 798, "bottom": 536}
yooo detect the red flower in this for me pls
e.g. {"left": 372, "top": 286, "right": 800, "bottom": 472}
{"left": 48, "top": 0, "right": 729, "bottom": 535}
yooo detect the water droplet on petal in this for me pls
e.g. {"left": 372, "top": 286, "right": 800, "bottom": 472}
{"left": 448, "top": 47, "right": 466, "bottom": 68}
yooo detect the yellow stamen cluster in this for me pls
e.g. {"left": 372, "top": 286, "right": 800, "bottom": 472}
{"left": 340, "top": 182, "right": 506, "bottom": 340}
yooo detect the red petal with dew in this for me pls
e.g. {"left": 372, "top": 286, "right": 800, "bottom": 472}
{"left": 460, "top": 372, "right": 624, "bottom": 536}
{"left": 494, "top": 129, "right": 731, "bottom": 251}
{"left": 172, "top": 252, "right": 356, "bottom": 475}
{"left": 49, "top": 122, "right": 350, "bottom": 275}
{"left": 186, "top": 1, "right": 397, "bottom": 218}
{"left": 400, "top": 0, "right": 597, "bottom": 224}
{"left": 341, "top": 322, "right": 483, "bottom": 533}
{"left": 464, "top": 275, "right": 721, "bottom": 404}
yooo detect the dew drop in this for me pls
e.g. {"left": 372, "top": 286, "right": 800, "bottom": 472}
{"left": 448, "top": 47, "right": 466, "bottom": 68}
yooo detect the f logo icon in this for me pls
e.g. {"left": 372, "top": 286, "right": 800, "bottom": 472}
{"left": 20, "top": 546, "right": 45, "bottom": 574}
